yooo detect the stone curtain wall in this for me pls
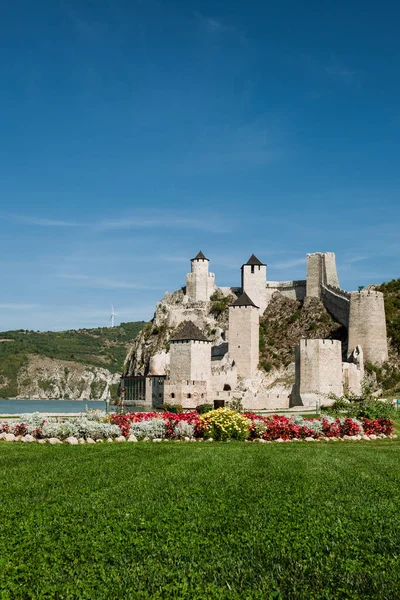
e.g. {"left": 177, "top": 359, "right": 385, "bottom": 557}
{"left": 266, "top": 280, "right": 306, "bottom": 303}
{"left": 321, "top": 285, "right": 351, "bottom": 327}
{"left": 306, "top": 252, "right": 388, "bottom": 365}
{"left": 163, "top": 380, "right": 207, "bottom": 408}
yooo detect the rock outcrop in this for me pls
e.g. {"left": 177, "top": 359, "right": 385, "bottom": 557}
{"left": 16, "top": 355, "right": 120, "bottom": 400}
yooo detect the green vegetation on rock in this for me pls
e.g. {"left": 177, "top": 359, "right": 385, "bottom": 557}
{"left": 0, "top": 322, "right": 145, "bottom": 398}
{"left": 259, "top": 294, "right": 345, "bottom": 372}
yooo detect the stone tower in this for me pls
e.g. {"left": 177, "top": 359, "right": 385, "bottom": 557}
{"left": 348, "top": 290, "right": 388, "bottom": 366}
{"left": 241, "top": 254, "right": 267, "bottom": 313}
{"left": 186, "top": 251, "right": 215, "bottom": 302}
{"left": 168, "top": 321, "right": 212, "bottom": 382}
{"left": 293, "top": 339, "right": 343, "bottom": 407}
{"left": 306, "top": 252, "right": 340, "bottom": 298}
{"left": 228, "top": 292, "right": 259, "bottom": 378}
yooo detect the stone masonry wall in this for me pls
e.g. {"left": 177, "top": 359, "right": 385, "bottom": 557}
{"left": 228, "top": 305, "right": 259, "bottom": 378}
{"left": 348, "top": 290, "right": 388, "bottom": 365}
{"left": 164, "top": 380, "right": 207, "bottom": 409}
{"left": 169, "top": 340, "right": 212, "bottom": 382}
{"left": 241, "top": 264, "right": 267, "bottom": 313}
{"left": 186, "top": 258, "right": 215, "bottom": 302}
{"left": 265, "top": 280, "right": 306, "bottom": 304}
{"left": 293, "top": 339, "right": 343, "bottom": 407}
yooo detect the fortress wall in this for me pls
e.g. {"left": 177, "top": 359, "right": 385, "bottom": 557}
{"left": 321, "top": 286, "right": 350, "bottom": 327}
{"left": 348, "top": 291, "right": 388, "bottom": 365}
{"left": 164, "top": 380, "right": 207, "bottom": 409}
{"left": 242, "top": 392, "right": 290, "bottom": 411}
{"left": 228, "top": 305, "right": 259, "bottom": 378}
{"left": 266, "top": 280, "right": 306, "bottom": 303}
{"left": 293, "top": 339, "right": 343, "bottom": 407}
{"left": 306, "top": 251, "right": 351, "bottom": 326}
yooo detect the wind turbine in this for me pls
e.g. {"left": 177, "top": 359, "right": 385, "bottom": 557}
{"left": 109, "top": 305, "right": 118, "bottom": 327}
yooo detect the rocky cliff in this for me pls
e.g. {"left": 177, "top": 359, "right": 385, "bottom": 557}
{"left": 15, "top": 355, "right": 121, "bottom": 400}
{"left": 0, "top": 321, "right": 144, "bottom": 399}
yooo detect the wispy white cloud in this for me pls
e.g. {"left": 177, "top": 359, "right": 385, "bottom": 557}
{"left": 0, "top": 303, "right": 39, "bottom": 310}
{"left": 7, "top": 215, "right": 82, "bottom": 227}
{"left": 96, "top": 213, "right": 234, "bottom": 234}
{"left": 57, "top": 274, "right": 162, "bottom": 291}
{"left": 325, "top": 63, "right": 357, "bottom": 87}
{"left": 4, "top": 210, "right": 234, "bottom": 234}
{"left": 298, "top": 53, "right": 359, "bottom": 89}
{"left": 269, "top": 257, "right": 307, "bottom": 270}
{"left": 194, "top": 11, "right": 229, "bottom": 33}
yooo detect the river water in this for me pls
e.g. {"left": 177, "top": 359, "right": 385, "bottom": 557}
{"left": 0, "top": 399, "right": 107, "bottom": 415}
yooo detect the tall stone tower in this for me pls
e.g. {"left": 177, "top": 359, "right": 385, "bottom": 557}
{"left": 241, "top": 254, "right": 267, "bottom": 313}
{"left": 293, "top": 339, "right": 343, "bottom": 407}
{"left": 186, "top": 251, "right": 215, "bottom": 302}
{"left": 306, "top": 252, "right": 340, "bottom": 298}
{"left": 168, "top": 321, "right": 212, "bottom": 382}
{"left": 348, "top": 290, "right": 388, "bottom": 365}
{"left": 228, "top": 292, "right": 259, "bottom": 378}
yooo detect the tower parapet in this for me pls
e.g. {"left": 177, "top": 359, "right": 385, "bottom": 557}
{"left": 348, "top": 290, "right": 388, "bottom": 365}
{"left": 186, "top": 251, "right": 215, "bottom": 302}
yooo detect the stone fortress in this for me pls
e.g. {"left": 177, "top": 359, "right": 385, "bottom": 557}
{"left": 122, "top": 251, "right": 388, "bottom": 411}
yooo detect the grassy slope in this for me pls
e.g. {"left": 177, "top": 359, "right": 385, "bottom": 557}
{"left": 0, "top": 322, "right": 145, "bottom": 398}
{"left": 1, "top": 441, "right": 400, "bottom": 599}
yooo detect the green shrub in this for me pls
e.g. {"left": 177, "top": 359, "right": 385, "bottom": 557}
{"left": 196, "top": 403, "right": 213, "bottom": 414}
{"left": 226, "top": 397, "right": 243, "bottom": 412}
{"left": 209, "top": 291, "right": 234, "bottom": 318}
{"left": 260, "top": 359, "right": 272, "bottom": 373}
{"left": 162, "top": 403, "right": 183, "bottom": 414}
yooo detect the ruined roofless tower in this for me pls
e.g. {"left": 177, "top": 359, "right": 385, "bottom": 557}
{"left": 186, "top": 251, "right": 215, "bottom": 302}
{"left": 168, "top": 321, "right": 212, "bottom": 382}
{"left": 241, "top": 254, "right": 267, "bottom": 314}
{"left": 228, "top": 292, "right": 259, "bottom": 378}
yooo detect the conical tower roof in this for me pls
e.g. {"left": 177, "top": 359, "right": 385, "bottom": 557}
{"left": 170, "top": 321, "right": 211, "bottom": 342}
{"left": 244, "top": 253, "right": 265, "bottom": 266}
{"left": 231, "top": 292, "right": 259, "bottom": 308}
{"left": 191, "top": 251, "right": 208, "bottom": 261}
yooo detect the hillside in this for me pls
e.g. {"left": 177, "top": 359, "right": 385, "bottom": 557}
{"left": 369, "top": 279, "right": 400, "bottom": 395}
{"left": 0, "top": 321, "right": 145, "bottom": 399}
{"left": 259, "top": 294, "right": 347, "bottom": 372}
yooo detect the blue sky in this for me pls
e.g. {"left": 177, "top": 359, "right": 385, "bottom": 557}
{"left": 1, "top": 0, "right": 399, "bottom": 331}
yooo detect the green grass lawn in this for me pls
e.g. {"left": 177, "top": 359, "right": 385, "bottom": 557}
{"left": 1, "top": 441, "right": 400, "bottom": 599}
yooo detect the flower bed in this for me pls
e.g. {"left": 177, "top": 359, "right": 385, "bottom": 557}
{"left": 0, "top": 409, "right": 395, "bottom": 443}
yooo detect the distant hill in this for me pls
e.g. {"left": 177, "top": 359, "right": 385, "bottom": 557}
{"left": 0, "top": 322, "right": 145, "bottom": 399}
